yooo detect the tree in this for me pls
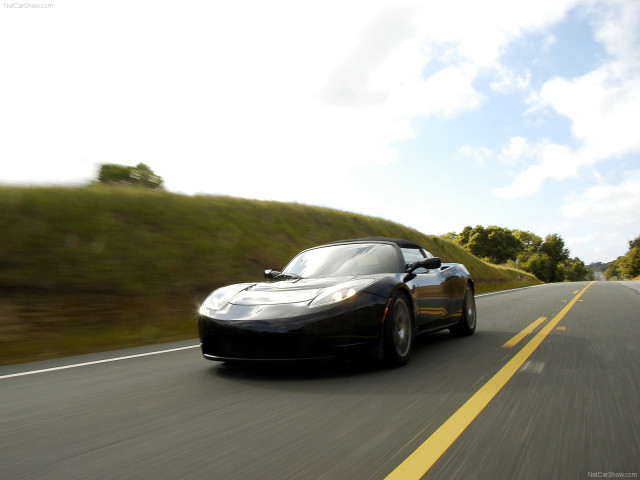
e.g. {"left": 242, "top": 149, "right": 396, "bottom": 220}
{"left": 539, "top": 234, "right": 570, "bottom": 283}
{"left": 457, "top": 225, "right": 522, "bottom": 264}
{"left": 96, "top": 163, "right": 164, "bottom": 190}
{"left": 605, "top": 235, "right": 640, "bottom": 280}
{"left": 564, "top": 257, "right": 593, "bottom": 282}
{"left": 513, "top": 230, "right": 542, "bottom": 251}
{"left": 521, "top": 251, "right": 553, "bottom": 282}
{"left": 605, "top": 258, "right": 624, "bottom": 280}
{"left": 457, "top": 226, "right": 474, "bottom": 246}
{"left": 540, "top": 234, "right": 570, "bottom": 264}
{"left": 620, "top": 247, "right": 640, "bottom": 279}
{"left": 485, "top": 226, "right": 522, "bottom": 263}
{"left": 97, "top": 164, "right": 131, "bottom": 184}
{"left": 442, "top": 232, "right": 458, "bottom": 242}
{"left": 465, "top": 226, "right": 489, "bottom": 259}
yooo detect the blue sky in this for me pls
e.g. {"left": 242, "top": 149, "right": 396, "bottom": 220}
{"left": 1, "top": 0, "right": 639, "bottom": 264}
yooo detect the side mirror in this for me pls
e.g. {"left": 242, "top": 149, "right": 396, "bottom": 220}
{"left": 403, "top": 257, "right": 442, "bottom": 282}
{"left": 264, "top": 269, "right": 281, "bottom": 280}
{"left": 422, "top": 257, "right": 442, "bottom": 270}
{"left": 406, "top": 257, "right": 442, "bottom": 274}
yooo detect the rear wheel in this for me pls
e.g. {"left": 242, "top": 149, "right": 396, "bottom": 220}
{"left": 451, "top": 284, "right": 476, "bottom": 336}
{"left": 383, "top": 293, "right": 414, "bottom": 367}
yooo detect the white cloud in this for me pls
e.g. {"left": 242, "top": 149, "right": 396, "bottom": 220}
{"left": 589, "top": 0, "right": 640, "bottom": 62}
{"left": 566, "top": 233, "right": 595, "bottom": 246}
{"left": 540, "top": 69, "right": 640, "bottom": 160}
{"left": 494, "top": 0, "right": 640, "bottom": 199}
{"left": 562, "top": 169, "right": 640, "bottom": 226}
{"left": 493, "top": 141, "right": 581, "bottom": 197}
{"left": 388, "top": 63, "right": 484, "bottom": 118}
{"left": 458, "top": 145, "right": 493, "bottom": 166}
{"left": 412, "top": 0, "right": 579, "bottom": 67}
{"left": 561, "top": 169, "right": 640, "bottom": 261}
{"left": 322, "top": 4, "right": 420, "bottom": 107}
{"left": 498, "top": 137, "right": 535, "bottom": 164}
{"left": 490, "top": 67, "right": 531, "bottom": 94}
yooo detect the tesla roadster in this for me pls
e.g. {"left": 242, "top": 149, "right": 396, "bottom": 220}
{"left": 198, "top": 237, "right": 476, "bottom": 366}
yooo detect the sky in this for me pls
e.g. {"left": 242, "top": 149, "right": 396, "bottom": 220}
{"left": 1, "top": 0, "right": 639, "bottom": 264}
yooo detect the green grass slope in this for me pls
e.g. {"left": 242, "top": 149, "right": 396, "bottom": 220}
{"left": 0, "top": 186, "right": 540, "bottom": 365}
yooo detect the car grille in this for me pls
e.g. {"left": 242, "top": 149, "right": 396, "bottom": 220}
{"left": 203, "top": 332, "right": 328, "bottom": 359}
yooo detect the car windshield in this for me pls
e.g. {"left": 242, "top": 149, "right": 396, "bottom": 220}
{"left": 282, "top": 243, "right": 399, "bottom": 278}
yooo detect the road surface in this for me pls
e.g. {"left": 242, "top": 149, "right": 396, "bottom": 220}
{"left": 1, "top": 281, "right": 638, "bottom": 480}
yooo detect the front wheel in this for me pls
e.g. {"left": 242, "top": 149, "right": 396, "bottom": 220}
{"left": 383, "top": 293, "right": 414, "bottom": 367}
{"left": 451, "top": 285, "right": 476, "bottom": 336}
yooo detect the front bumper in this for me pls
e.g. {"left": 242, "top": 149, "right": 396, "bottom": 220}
{"left": 198, "top": 292, "right": 387, "bottom": 361}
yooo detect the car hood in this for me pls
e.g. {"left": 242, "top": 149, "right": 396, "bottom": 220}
{"left": 228, "top": 276, "right": 357, "bottom": 306}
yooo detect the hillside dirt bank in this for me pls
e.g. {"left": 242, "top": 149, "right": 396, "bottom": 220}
{"left": 0, "top": 291, "right": 204, "bottom": 366}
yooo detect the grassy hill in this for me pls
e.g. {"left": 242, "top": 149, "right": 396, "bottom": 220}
{"left": 0, "top": 186, "right": 540, "bottom": 365}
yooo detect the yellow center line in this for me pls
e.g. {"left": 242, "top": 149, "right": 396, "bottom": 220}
{"left": 501, "top": 316, "right": 547, "bottom": 348}
{"left": 384, "top": 281, "right": 594, "bottom": 480}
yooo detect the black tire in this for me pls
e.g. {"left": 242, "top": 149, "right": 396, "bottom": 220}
{"left": 451, "top": 284, "right": 476, "bottom": 336}
{"left": 383, "top": 293, "right": 414, "bottom": 367}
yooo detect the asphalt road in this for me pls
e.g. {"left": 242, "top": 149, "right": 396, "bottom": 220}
{"left": 1, "top": 281, "right": 639, "bottom": 480}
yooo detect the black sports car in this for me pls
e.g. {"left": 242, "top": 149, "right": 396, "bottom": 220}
{"left": 198, "top": 237, "right": 476, "bottom": 366}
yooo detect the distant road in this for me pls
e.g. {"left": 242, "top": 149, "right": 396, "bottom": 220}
{"left": 595, "top": 271, "right": 605, "bottom": 281}
{"left": 1, "top": 281, "right": 639, "bottom": 480}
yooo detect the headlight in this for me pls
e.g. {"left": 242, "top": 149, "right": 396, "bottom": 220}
{"left": 309, "top": 279, "right": 375, "bottom": 308}
{"left": 199, "top": 286, "right": 244, "bottom": 317}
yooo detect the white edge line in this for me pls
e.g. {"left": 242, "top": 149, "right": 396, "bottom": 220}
{"left": 476, "top": 284, "right": 544, "bottom": 298}
{"left": 0, "top": 344, "right": 200, "bottom": 380}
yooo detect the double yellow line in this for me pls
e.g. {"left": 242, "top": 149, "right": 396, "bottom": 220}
{"left": 385, "top": 282, "right": 594, "bottom": 480}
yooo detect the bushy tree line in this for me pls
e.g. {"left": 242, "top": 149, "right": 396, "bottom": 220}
{"left": 605, "top": 236, "right": 640, "bottom": 280}
{"left": 449, "top": 225, "right": 593, "bottom": 283}
{"left": 95, "top": 163, "right": 164, "bottom": 190}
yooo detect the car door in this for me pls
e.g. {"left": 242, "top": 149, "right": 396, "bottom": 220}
{"left": 401, "top": 248, "right": 452, "bottom": 329}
